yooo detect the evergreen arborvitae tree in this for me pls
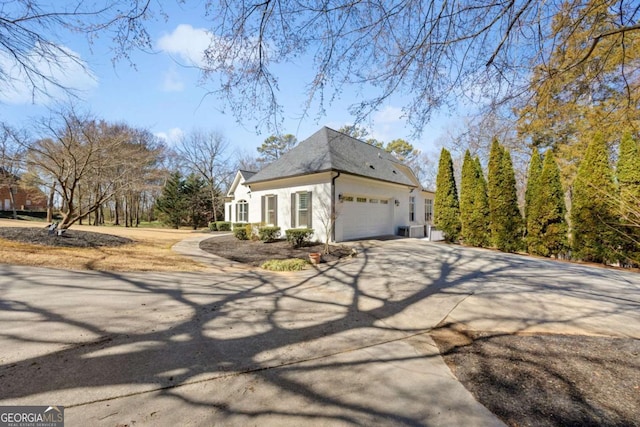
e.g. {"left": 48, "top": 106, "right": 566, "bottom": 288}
{"left": 155, "top": 171, "right": 187, "bottom": 229}
{"left": 616, "top": 131, "right": 640, "bottom": 266}
{"left": 525, "top": 147, "right": 544, "bottom": 254}
{"left": 571, "top": 133, "right": 618, "bottom": 264}
{"left": 525, "top": 147, "right": 543, "bottom": 226}
{"left": 533, "top": 150, "right": 568, "bottom": 257}
{"left": 487, "top": 139, "right": 504, "bottom": 244}
{"left": 459, "top": 150, "right": 475, "bottom": 243}
{"left": 472, "top": 157, "right": 491, "bottom": 247}
{"left": 434, "top": 147, "right": 461, "bottom": 242}
{"left": 488, "top": 140, "right": 523, "bottom": 252}
{"left": 460, "top": 151, "right": 490, "bottom": 247}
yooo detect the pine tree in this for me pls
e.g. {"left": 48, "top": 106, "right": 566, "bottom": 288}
{"left": 535, "top": 150, "right": 568, "bottom": 257}
{"left": 488, "top": 140, "right": 523, "bottom": 252}
{"left": 616, "top": 131, "right": 640, "bottom": 266}
{"left": 155, "top": 171, "right": 187, "bottom": 229}
{"left": 183, "top": 174, "right": 212, "bottom": 230}
{"left": 460, "top": 151, "right": 489, "bottom": 247}
{"left": 434, "top": 148, "right": 461, "bottom": 242}
{"left": 571, "top": 133, "right": 618, "bottom": 263}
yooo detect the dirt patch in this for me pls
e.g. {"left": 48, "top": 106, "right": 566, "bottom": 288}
{"left": 0, "top": 227, "right": 132, "bottom": 248}
{"left": 199, "top": 234, "right": 354, "bottom": 266}
{"left": 431, "top": 324, "right": 640, "bottom": 427}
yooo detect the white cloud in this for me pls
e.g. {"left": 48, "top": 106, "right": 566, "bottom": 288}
{"left": 155, "top": 128, "right": 184, "bottom": 145}
{"left": 0, "top": 43, "right": 97, "bottom": 104}
{"left": 157, "top": 24, "right": 213, "bottom": 67}
{"left": 162, "top": 67, "right": 184, "bottom": 92}
{"left": 372, "top": 105, "right": 405, "bottom": 142}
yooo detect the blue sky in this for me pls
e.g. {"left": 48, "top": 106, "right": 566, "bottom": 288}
{"left": 0, "top": 2, "right": 461, "bottom": 159}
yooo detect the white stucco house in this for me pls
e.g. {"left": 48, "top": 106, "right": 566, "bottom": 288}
{"left": 225, "top": 127, "right": 437, "bottom": 242}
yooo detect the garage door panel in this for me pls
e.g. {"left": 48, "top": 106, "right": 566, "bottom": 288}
{"left": 341, "top": 198, "right": 392, "bottom": 240}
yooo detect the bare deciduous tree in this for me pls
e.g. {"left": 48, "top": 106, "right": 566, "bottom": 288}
{"left": 174, "top": 130, "right": 232, "bottom": 221}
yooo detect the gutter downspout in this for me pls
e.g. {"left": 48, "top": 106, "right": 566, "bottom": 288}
{"left": 331, "top": 171, "right": 341, "bottom": 242}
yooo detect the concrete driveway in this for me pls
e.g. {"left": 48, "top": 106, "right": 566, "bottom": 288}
{"left": 1, "top": 239, "right": 638, "bottom": 426}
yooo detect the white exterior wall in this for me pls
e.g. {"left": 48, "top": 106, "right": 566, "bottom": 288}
{"left": 226, "top": 170, "right": 437, "bottom": 242}
{"left": 244, "top": 173, "right": 333, "bottom": 243}
{"left": 225, "top": 173, "right": 253, "bottom": 223}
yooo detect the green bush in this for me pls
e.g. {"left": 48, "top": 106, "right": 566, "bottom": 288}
{"left": 232, "top": 222, "right": 245, "bottom": 230}
{"left": 285, "top": 228, "right": 315, "bottom": 248}
{"left": 208, "top": 221, "right": 217, "bottom": 231}
{"left": 261, "top": 258, "right": 309, "bottom": 271}
{"left": 233, "top": 227, "right": 249, "bottom": 240}
{"left": 258, "top": 226, "right": 281, "bottom": 242}
{"left": 215, "top": 221, "right": 231, "bottom": 231}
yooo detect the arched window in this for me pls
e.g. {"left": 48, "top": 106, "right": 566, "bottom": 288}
{"left": 236, "top": 200, "right": 248, "bottom": 222}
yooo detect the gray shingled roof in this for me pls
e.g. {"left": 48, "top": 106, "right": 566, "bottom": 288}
{"left": 244, "top": 127, "right": 417, "bottom": 187}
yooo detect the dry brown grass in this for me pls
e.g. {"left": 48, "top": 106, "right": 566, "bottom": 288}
{"left": 0, "top": 219, "right": 210, "bottom": 272}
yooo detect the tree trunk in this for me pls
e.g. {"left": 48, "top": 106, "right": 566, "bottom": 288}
{"left": 46, "top": 182, "right": 56, "bottom": 223}
{"left": 114, "top": 197, "right": 120, "bottom": 226}
{"left": 8, "top": 186, "right": 17, "bottom": 220}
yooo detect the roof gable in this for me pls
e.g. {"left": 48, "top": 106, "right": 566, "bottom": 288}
{"left": 227, "top": 170, "right": 257, "bottom": 197}
{"left": 245, "top": 127, "right": 416, "bottom": 187}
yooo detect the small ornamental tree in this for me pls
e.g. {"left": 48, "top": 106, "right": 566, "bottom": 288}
{"left": 532, "top": 150, "right": 568, "bottom": 257}
{"left": 434, "top": 148, "right": 461, "bottom": 242}
{"left": 616, "top": 131, "right": 640, "bottom": 266}
{"left": 571, "top": 133, "right": 618, "bottom": 264}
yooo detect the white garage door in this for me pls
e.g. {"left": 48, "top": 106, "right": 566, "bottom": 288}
{"left": 341, "top": 196, "right": 393, "bottom": 240}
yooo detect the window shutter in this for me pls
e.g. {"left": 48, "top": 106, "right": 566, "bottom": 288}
{"left": 307, "top": 191, "right": 313, "bottom": 228}
{"left": 261, "top": 196, "right": 265, "bottom": 223}
{"left": 291, "top": 193, "right": 296, "bottom": 228}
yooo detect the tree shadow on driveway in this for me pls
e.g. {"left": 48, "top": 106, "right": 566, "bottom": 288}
{"left": 0, "top": 241, "right": 638, "bottom": 425}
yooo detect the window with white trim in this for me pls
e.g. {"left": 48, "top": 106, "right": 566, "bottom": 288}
{"left": 294, "top": 191, "right": 312, "bottom": 228}
{"left": 263, "top": 195, "right": 277, "bottom": 225}
{"left": 409, "top": 196, "right": 416, "bottom": 222}
{"left": 236, "top": 200, "right": 248, "bottom": 222}
{"left": 425, "top": 198, "right": 433, "bottom": 222}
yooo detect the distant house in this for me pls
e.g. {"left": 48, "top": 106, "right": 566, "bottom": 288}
{"left": 225, "top": 127, "right": 436, "bottom": 242}
{"left": 0, "top": 169, "right": 47, "bottom": 211}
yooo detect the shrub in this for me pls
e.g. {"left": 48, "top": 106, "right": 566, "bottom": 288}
{"left": 232, "top": 222, "right": 245, "bottom": 230}
{"left": 208, "top": 221, "right": 217, "bottom": 231}
{"left": 215, "top": 221, "right": 231, "bottom": 231}
{"left": 233, "top": 227, "right": 249, "bottom": 240}
{"left": 258, "top": 226, "right": 281, "bottom": 242}
{"left": 261, "top": 258, "right": 309, "bottom": 271}
{"left": 285, "top": 228, "right": 315, "bottom": 248}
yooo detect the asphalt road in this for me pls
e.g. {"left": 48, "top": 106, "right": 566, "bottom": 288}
{"left": 1, "top": 239, "right": 638, "bottom": 426}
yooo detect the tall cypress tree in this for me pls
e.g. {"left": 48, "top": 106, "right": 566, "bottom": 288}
{"left": 535, "top": 150, "right": 568, "bottom": 257}
{"left": 571, "top": 133, "right": 618, "bottom": 264}
{"left": 434, "top": 147, "right": 461, "bottom": 242}
{"left": 616, "top": 131, "right": 640, "bottom": 266}
{"left": 488, "top": 140, "right": 522, "bottom": 252}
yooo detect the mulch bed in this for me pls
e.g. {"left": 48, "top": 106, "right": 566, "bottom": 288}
{"left": 431, "top": 326, "right": 640, "bottom": 427}
{"left": 0, "top": 227, "right": 133, "bottom": 248}
{"left": 199, "top": 233, "right": 353, "bottom": 266}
